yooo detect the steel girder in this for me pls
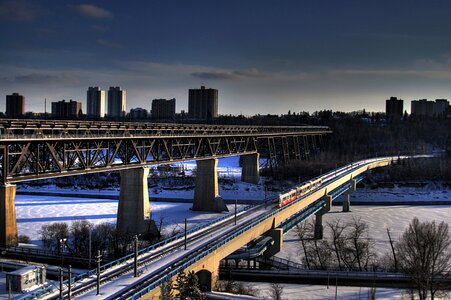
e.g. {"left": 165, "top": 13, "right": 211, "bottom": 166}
{"left": 0, "top": 120, "right": 331, "bottom": 184}
{"left": 0, "top": 135, "right": 262, "bottom": 183}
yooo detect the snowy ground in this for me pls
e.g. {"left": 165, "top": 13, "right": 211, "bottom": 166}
{"left": 237, "top": 282, "right": 415, "bottom": 300}
{"left": 4, "top": 156, "right": 451, "bottom": 299}
{"left": 276, "top": 204, "right": 451, "bottom": 264}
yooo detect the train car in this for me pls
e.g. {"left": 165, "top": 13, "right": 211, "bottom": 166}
{"left": 278, "top": 189, "right": 297, "bottom": 207}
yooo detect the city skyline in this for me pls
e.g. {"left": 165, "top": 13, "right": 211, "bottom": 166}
{"left": 1, "top": 1, "right": 451, "bottom": 114}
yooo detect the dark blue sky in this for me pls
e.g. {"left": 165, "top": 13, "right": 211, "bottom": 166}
{"left": 1, "top": 0, "right": 451, "bottom": 114}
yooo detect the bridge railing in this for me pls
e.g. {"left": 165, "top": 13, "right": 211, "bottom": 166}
{"left": 18, "top": 203, "right": 257, "bottom": 300}
{"left": 128, "top": 156, "right": 408, "bottom": 298}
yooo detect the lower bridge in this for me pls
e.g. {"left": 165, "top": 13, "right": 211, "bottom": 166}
{"left": 22, "top": 156, "right": 410, "bottom": 299}
{"left": 218, "top": 268, "right": 445, "bottom": 289}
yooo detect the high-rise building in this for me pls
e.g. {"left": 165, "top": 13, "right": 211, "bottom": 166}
{"left": 434, "top": 99, "right": 449, "bottom": 117}
{"left": 87, "top": 87, "right": 105, "bottom": 118}
{"left": 385, "top": 96, "right": 403, "bottom": 119}
{"left": 107, "top": 87, "right": 126, "bottom": 118}
{"left": 51, "top": 100, "right": 82, "bottom": 118}
{"left": 188, "top": 86, "right": 218, "bottom": 120}
{"left": 151, "top": 98, "right": 176, "bottom": 120}
{"left": 6, "top": 93, "right": 25, "bottom": 118}
{"left": 411, "top": 99, "right": 448, "bottom": 117}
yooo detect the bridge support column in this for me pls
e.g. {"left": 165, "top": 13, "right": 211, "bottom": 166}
{"left": 241, "top": 153, "right": 260, "bottom": 184}
{"left": 192, "top": 159, "right": 228, "bottom": 212}
{"left": 263, "top": 228, "right": 283, "bottom": 257}
{"left": 117, "top": 168, "right": 158, "bottom": 238}
{"left": 343, "top": 179, "right": 356, "bottom": 212}
{"left": 0, "top": 184, "right": 18, "bottom": 246}
{"left": 314, "top": 195, "right": 332, "bottom": 240}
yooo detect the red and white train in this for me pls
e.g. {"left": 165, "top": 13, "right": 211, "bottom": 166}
{"left": 277, "top": 177, "right": 323, "bottom": 207}
{"left": 276, "top": 156, "right": 402, "bottom": 208}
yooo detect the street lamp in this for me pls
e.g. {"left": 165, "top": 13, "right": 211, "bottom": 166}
{"left": 60, "top": 238, "right": 67, "bottom": 267}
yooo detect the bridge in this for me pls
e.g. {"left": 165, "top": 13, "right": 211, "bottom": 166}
{"left": 19, "top": 156, "right": 403, "bottom": 300}
{"left": 0, "top": 119, "right": 330, "bottom": 246}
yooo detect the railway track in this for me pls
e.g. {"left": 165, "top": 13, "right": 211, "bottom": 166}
{"left": 47, "top": 202, "right": 273, "bottom": 299}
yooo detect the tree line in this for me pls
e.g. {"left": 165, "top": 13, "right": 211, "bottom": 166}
{"left": 296, "top": 217, "right": 450, "bottom": 300}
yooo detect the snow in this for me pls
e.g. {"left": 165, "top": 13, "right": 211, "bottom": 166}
{"left": 4, "top": 155, "right": 451, "bottom": 299}
{"left": 241, "top": 282, "right": 413, "bottom": 300}
{"left": 276, "top": 204, "right": 451, "bottom": 265}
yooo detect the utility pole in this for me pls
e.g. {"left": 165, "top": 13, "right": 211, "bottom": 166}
{"left": 59, "top": 268, "right": 63, "bottom": 299}
{"left": 184, "top": 218, "right": 187, "bottom": 250}
{"left": 134, "top": 235, "right": 138, "bottom": 277}
{"left": 68, "top": 265, "right": 72, "bottom": 300}
{"left": 96, "top": 250, "right": 102, "bottom": 295}
{"left": 88, "top": 228, "right": 92, "bottom": 270}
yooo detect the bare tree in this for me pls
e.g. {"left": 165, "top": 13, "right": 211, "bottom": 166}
{"left": 386, "top": 227, "right": 398, "bottom": 272}
{"left": 39, "top": 222, "right": 69, "bottom": 251}
{"left": 396, "top": 217, "right": 451, "bottom": 300}
{"left": 327, "top": 219, "right": 347, "bottom": 270}
{"left": 348, "top": 217, "right": 373, "bottom": 271}
{"left": 68, "top": 220, "right": 92, "bottom": 256}
{"left": 267, "top": 283, "right": 284, "bottom": 300}
{"left": 296, "top": 221, "right": 313, "bottom": 269}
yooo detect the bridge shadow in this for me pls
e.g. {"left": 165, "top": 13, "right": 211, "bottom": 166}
{"left": 17, "top": 214, "right": 117, "bottom": 223}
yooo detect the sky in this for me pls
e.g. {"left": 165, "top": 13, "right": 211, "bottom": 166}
{"left": 1, "top": 0, "right": 451, "bottom": 115}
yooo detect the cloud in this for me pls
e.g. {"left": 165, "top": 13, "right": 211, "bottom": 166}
{"left": 233, "top": 68, "right": 269, "bottom": 78}
{"left": 329, "top": 68, "right": 451, "bottom": 80}
{"left": 72, "top": 4, "right": 112, "bottom": 19}
{"left": 96, "top": 38, "right": 121, "bottom": 49}
{"left": 191, "top": 71, "right": 238, "bottom": 80}
{"left": 191, "top": 68, "right": 270, "bottom": 80}
{"left": 13, "top": 73, "right": 83, "bottom": 86}
{"left": 0, "top": 0, "right": 42, "bottom": 21}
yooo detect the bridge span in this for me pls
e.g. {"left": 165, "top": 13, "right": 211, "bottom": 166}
{"left": 0, "top": 119, "right": 331, "bottom": 246}
{"left": 27, "top": 156, "right": 404, "bottom": 300}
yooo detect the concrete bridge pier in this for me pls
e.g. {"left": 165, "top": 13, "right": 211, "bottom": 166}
{"left": 0, "top": 184, "right": 18, "bottom": 246}
{"left": 314, "top": 195, "right": 333, "bottom": 239}
{"left": 192, "top": 159, "right": 228, "bottom": 212}
{"left": 241, "top": 153, "right": 260, "bottom": 184}
{"left": 263, "top": 227, "right": 283, "bottom": 257}
{"left": 343, "top": 179, "right": 356, "bottom": 212}
{"left": 117, "top": 167, "right": 158, "bottom": 238}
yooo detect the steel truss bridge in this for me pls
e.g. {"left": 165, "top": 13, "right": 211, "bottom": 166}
{"left": 0, "top": 119, "right": 331, "bottom": 184}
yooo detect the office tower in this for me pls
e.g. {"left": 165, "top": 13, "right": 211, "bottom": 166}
{"left": 6, "top": 93, "right": 25, "bottom": 117}
{"left": 188, "top": 86, "right": 218, "bottom": 120}
{"left": 151, "top": 98, "right": 176, "bottom": 120}
{"left": 107, "top": 87, "right": 126, "bottom": 118}
{"left": 51, "top": 100, "right": 82, "bottom": 118}
{"left": 385, "top": 96, "right": 403, "bottom": 119}
{"left": 87, "top": 87, "right": 105, "bottom": 118}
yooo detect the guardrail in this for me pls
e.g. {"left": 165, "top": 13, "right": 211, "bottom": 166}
{"left": 18, "top": 203, "right": 256, "bottom": 300}
{"left": 20, "top": 156, "right": 407, "bottom": 300}
{"left": 128, "top": 156, "right": 405, "bottom": 299}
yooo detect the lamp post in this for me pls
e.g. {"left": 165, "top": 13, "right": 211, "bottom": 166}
{"left": 60, "top": 238, "right": 67, "bottom": 268}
